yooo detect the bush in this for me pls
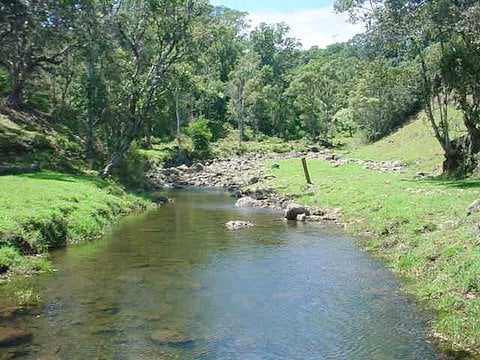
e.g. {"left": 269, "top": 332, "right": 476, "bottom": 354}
{"left": 113, "top": 142, "right": 150, "bottom": 189}
{"left": 0, "top": 246, "right": 21, "bottom": 271}
{"left": 188, "top": 116, "right": 212, "bottom": 154}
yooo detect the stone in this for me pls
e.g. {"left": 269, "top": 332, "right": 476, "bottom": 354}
{"left": 248, "top": 176, "right": 259, "bottom": 185}
{"left": 225, "top": 220, "right": 254, "bottom": 230}
{"left": 0, "top": 327, "right": 32, "bottom": 347}
{"left": 243, "top": 187, "right": 273, "bottom": 200}
{"left": 150, "top": 329, "right": 195, "bottom": 346}
{"left": 189, "top": 163, "right": 204, "bottom": 173}
{"left": 285, "top": 203, "right": 309, "bottom": 221}
{"left": 468, "top": 199, "right": 480, "bottom": 215}
{"left": 296, "top": 213, "right": 307, "bottom": 222}
{"left": 150, "top": 195, "right": 172, "bottom": 205}
{"left": 235, "top": 196, "right": 262, "bottom": 208}
{"left": 271, "top": 163, "right": 280, "bottom": 169}
{"left": 177, "top": 164, "right": 189, "bottom": 172}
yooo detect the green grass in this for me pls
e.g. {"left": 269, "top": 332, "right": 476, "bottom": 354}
{"left": 0, "top": 171, "right": 149, "bottom": 254}
{"left": 346, "top": 108, "right": 465, "bottom": 172}
{"left": 266, "top": 159, "right": 480, "bottom": 355}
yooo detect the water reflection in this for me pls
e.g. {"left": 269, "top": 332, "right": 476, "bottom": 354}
{"left": 1, "top": 190, "right": 436, "bottom": 359}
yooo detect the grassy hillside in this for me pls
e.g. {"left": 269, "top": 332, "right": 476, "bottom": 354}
{"left": 0, "top": 171, "right": 149, "bottom": 273}
{"left": 0, "top": 110, "right": 152, "bottom": 281}
{"left": 348, "top": 108, "right": 465, "bottom": 172}
{"left": 0, "top": 111, "right": 84, "bottom": 171}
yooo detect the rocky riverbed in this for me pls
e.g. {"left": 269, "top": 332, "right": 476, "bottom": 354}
{"left": 145, "top": 148, "right": 404, "bottom": 224}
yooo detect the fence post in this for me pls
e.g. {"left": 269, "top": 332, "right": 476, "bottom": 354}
{"left": 301, "top": 157, "right": 312, "bottom": 185}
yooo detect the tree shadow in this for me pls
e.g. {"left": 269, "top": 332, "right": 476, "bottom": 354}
{"left": 404, "top": 176, "right": 480, "bottom": 190}
{"left": 20, "top": 171, "right": 108, "bottom": 188}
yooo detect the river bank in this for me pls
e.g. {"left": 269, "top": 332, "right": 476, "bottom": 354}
{"left": 0, "top": 171, "right": 152, "bottom": 287}
{"left": 148, "top": 151, "right": 480, "bottom": 357}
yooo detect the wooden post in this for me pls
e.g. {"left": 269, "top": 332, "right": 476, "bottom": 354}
{"left": 301, "top": 157, "right": 312, "bottom": 184}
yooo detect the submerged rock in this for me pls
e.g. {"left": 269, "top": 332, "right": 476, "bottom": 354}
{"left": 150, "top": 329, "right": 195, "bottom": 347}
{"left": 285, "top": 203, "right": 309, "bottom": 221}
{"left": 225, "top": 221, "right": 254, "bottom": 230}
{"left": 0, "top": 327, "right": 32, "bottom": 347}
{"left": 296, "top": 213, "right": 307, "bottom": 222}
{"left": 235, "top": 196, "right": 262, "bottom": 208}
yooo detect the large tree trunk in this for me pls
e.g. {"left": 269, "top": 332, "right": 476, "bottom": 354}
{"left": 2, "top": 78, "right": 24, "bottom": 110}
{"left": 2, "top": 63, "right": 26, "bottom": 109}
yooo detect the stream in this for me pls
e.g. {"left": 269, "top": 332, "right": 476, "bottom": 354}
{"left": 1, "top": 190, "right": 437, "bottom": 359}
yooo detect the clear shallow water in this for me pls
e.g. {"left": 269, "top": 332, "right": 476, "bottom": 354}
{"left": 1, "top": 190, "right": 437, "bottom": 359}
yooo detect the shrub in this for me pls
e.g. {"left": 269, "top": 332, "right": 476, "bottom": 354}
{"left": 113, "top": 142, "right": 150, "bottom": 189}
{"left": 188, "top": 116, "right": 212, "bottom": 154}
{"left": 0, "top": 246, "right": 22, "bottom": 272}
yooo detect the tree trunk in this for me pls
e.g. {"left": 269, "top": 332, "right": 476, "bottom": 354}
{"left": 99, "top": 147, "right": 128, "bottom": 178}
{"left": 3, "top": 81, "right": 24, "bottom": 110}
{"left": 85, "top": 117, "right": 95, "bottom": 169}
{"left": 85, "top": 55, "right": 96, "bottom": 169}
{"left": 99, "top": 118, "right": 139, "bottom": 178}
{"left": 175, "top": 90, "right": 182, "bottom": 150}
{"left": 2, "top": 63, "right": 26, "bottom": 109}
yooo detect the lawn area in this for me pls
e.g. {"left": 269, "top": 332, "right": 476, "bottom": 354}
{"left": 0, "top": 171, "right": 149, "bottom": 255}
{"left": 266, "top": 158, "right": 480, "bottom": 354}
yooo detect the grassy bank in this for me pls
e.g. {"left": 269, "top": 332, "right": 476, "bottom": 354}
{"left": 0, "top": 171, "right": 150, "bottom": 277}
{"left": 265, "top": 158, "right": 480, "bottom": 355}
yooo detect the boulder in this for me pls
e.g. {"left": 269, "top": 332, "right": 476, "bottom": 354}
{"left": 225, "top": 220, "right": 254, "bottom": 230}
{"left": 235, "top": 196, "right": 262, "bottom": 208}
{"left": 285, "top": 203, "right": 309, "bottom": 221}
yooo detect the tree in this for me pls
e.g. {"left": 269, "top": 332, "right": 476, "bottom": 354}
{"left": 0, "top": 0, "right": 79, "bottom": 109}
{"left": 99, "top": 0, "right": 208, "bottom": 177}
{"left": 335, "top": 0, "right": 480, "bottom": 173}
{"left": 288, "top": 66, "right": 335, "bottom": 141}
{"left": 227, "top": 53, "right": 261, "bottom": 148}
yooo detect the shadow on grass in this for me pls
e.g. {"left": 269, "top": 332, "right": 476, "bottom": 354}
{"left": 405, "top": 175, "right": 480, "bottom": 190}
{"left": 291, "top": 192, "right": 316, "bottom": 199}
{"left": 20, "top": 171, "right": 109, "bottom": 188}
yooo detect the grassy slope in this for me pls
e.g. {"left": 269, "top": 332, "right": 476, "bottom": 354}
{"left": 348, "top": 108, "right": 465, "bottom": 172}
{"left": 0, "top": 111, "right": 150, "bottom": 277}
{"left": 0, "top": 172, "right": 148, "bottom": 253}
{"left": 265, "top": 112, "right": 480, "bottom": 354}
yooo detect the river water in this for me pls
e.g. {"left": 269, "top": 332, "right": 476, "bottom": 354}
{"left": 1, "top": 190, "right": 437, "bottom": 359}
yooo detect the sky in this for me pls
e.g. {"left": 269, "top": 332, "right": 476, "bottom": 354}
{"left": 209, "top": 0, "right": 364, "bottom": 49}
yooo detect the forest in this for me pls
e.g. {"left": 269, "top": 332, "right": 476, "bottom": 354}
{"left": 1, "top": 0, "right": 479, "bottom": 178}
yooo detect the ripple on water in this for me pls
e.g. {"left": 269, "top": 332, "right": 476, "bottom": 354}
{"left": 1, "top": 191, "right": 438, "bottom": 359}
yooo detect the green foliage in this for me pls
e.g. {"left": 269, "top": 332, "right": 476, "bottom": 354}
{"left": 0, "top": 246, "right": 21, "bottom": 270}
{"left": 13, "top": 287, "right": 42, "bottom": 306}
{"left": 112, "top": 142, "right": 150, "bottom": 189}
{"left": 188, "top": 117, "right": 213, "bottom": 154}
{"left": 347, "top": 60, "right": 421, "bottom": 141}
{"left": 0, "top": 67, "right": 10, "bottom": 96}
